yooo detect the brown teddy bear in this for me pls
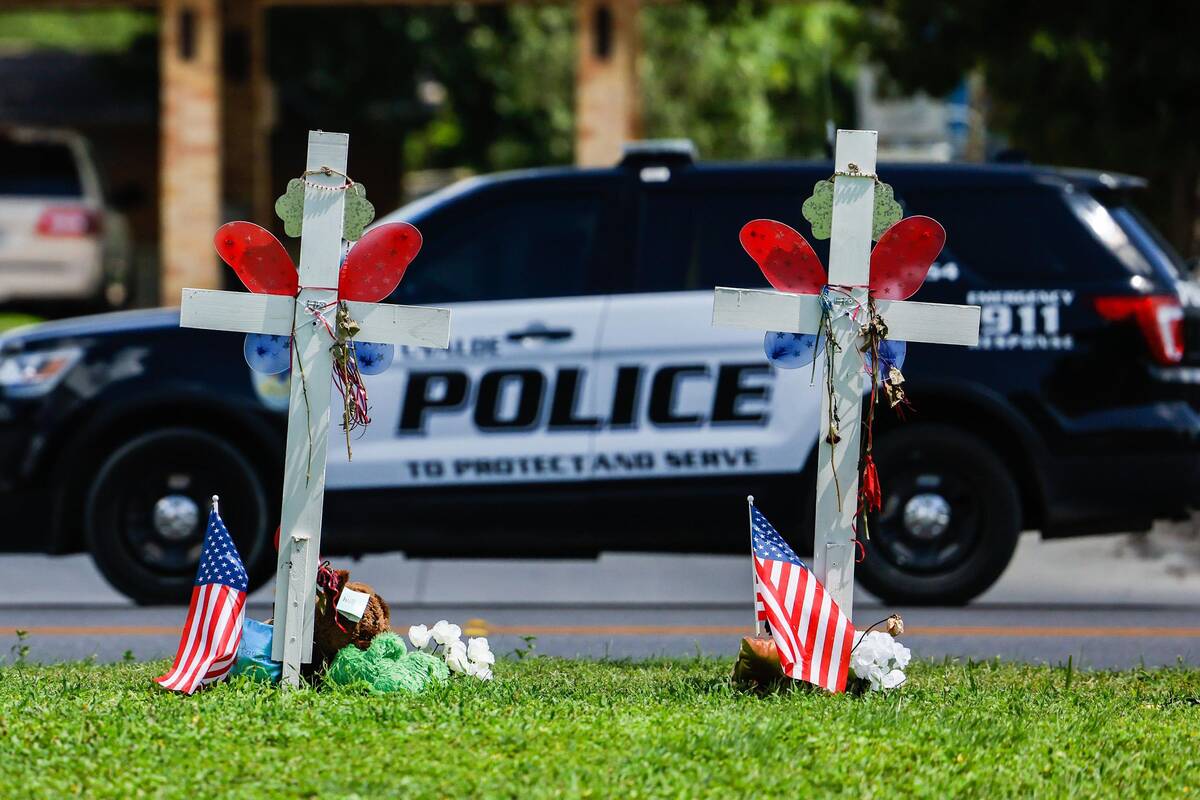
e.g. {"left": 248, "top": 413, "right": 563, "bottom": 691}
{"left": 312, "top": 567, "right": 392, "bottom": 668}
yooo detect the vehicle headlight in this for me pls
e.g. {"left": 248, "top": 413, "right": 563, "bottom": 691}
{"left": 0, "top": 347, "right": 82, "bottom": 397}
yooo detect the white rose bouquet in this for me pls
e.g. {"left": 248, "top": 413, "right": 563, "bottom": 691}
{"left": 848, "top": 615, "right": 910, "bottom": 692}
{"left": 407, "top": 620, "right": 494, "bottom": 681}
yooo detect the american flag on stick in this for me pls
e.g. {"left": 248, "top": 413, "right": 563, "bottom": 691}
{"left": 750, "top": 500, "right": 854, "bottom": 693}
{"left": 155, "top": 497, "right": 248, "bottom": 694}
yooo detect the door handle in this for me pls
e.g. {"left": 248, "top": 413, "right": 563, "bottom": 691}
{"left": 506, "top": 324, "right": 573, "bottom": 344}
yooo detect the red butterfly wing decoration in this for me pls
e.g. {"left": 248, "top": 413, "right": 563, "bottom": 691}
{"left": 339, "top": 222, "right": 423, "bottom": 303}
{"left": 869, "top": 216, "right": 946, "bottom": 301}
{"left": 213, "top": 222, "right": 297, "bottom": 296}
{"left": 739, "top": 219, "right": 826, "bottom": 294}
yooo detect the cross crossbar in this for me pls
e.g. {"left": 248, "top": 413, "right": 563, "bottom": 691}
{"left": 180, "top": 288, "right": 452, "bottom": 348}
{"left": 711, "top": 287, "right": 981, "bottom": 347}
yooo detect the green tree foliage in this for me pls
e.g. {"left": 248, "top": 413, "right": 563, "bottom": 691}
{"left": 0, "top": 10, "right": 153, "bottom": 53}
{"left": 859, "top": 1, "right": 1200, "bottom": 255}
{"left": 641, "top": 1, "right": 861, "bottom": 160}
{"left": 272, "top": 3, "right": 861, "bottom": 174}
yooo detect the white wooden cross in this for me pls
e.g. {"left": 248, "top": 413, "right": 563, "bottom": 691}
{"left": 179, "top": 131, "right": 451, "bottom": 686}
{"left": 712, "top": 129, "right": 980, "bottom": 620}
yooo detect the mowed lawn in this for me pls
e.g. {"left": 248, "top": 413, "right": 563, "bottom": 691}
{"left": 0, "top": 312, "right": 40, "bottom": 332}
{"left": 0, "top": 657, "right": 1196, "bottom": 798}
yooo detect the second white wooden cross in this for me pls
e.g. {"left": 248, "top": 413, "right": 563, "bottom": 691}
{"left": 179, "top": 131, "right": 451, "bottom": 685}
{"left": 712, "top": 129, "right": 981, "bottom": 620}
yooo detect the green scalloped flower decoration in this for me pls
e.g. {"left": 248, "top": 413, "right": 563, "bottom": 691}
{"left": 872, "top": 181, "right": 903, "bottom": 241}
{"left": 801, "top": 179, "right": 834, "bottom": 240}
{"left": 802, "top": 177, "right": 904, "bottom": 242}
{"left": 274, "top": 178, "right": 305, "bottom": 238}
{"left": 342, "top": 183, "right": 375, "bottom": 242}
{"left": 273, "top": 179, "right": 376, "bottom": 241}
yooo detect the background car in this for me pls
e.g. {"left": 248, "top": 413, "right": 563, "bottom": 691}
{"left": 0, "top": 143, "right": 1196, "bottom": 605}
{"left": 0, "top": 126, "right": 131, "bottom": 309}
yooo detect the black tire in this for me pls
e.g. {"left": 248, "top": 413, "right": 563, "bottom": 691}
{"left": 856, "top": 424, "right": 1021, "bottom": 606}
{"left": 84, "top": 427, "right": 274, "bottom": 604}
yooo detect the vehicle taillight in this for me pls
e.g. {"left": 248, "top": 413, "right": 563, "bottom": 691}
{"left": 1093, "top": 295, "right": 1184, "bottom": 365}
{"left": 35, "top": 206, "right": 100, "bottom": 237}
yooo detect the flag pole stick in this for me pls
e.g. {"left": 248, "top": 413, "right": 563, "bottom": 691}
{"left": 212, "top": 494, "right": 219, "bottom": 515}
{"left": 747, "top": 495, "right": 763, "bottom": 636}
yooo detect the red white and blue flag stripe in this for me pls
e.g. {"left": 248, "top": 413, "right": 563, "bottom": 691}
{"left": 751, "top": 504, "right": 854, "bottom": 693}
{"left": 155, "top": 506, "right": 248, "bottom": 694}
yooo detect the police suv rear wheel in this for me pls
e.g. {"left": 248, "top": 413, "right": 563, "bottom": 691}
{"left": 84, "top": 428, "right": 273, "bottom": 605}
{"left": 857, "top": 424, "right": 1021, "bottom": 606}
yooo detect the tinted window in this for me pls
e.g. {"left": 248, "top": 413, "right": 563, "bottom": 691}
{"left": 1099, "top": 196, "right": 1185, "bottom": 282}
{"left": 0, "top": 140, "right": 82, "bottom": 196}
{"left": 902, "top": 187, "right": 1124, "bottom": 283}
{"left": 634, "top": 189, "right": 814, "bottom": 292}
{"left": 393, "top": 187, "right": 614, "bottom": 304}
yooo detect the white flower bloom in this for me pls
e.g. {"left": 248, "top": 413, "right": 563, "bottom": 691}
{"left": 445, "top": 640, "right": 469, "bottom": 673}
{"left": 465, "top": 660, "right": 493, "bottom": 681}
{"left": 467, "top": 637, "right": 495, "bottom": 665}
{"left": 431, "top": 620, "right": 462, "bottom": 647}
{"left": 851, "top": 630, "right": 911, "bottom": 691}
{"left": 407, "top": 624, "right": 431, "bottom": 650}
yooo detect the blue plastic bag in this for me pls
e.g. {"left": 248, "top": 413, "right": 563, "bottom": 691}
{"left": 229, "top": 618, "right": 282, "bottom": 684}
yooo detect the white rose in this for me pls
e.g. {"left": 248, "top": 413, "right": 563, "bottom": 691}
{"left": 852, "top": 632, "right": 889, "bottom": 672}
{"left": 882, "top": 669, "right": 906, "bottom": 689}
{"left": 465, "top": 660, "right": 493, "bottom": 682}
{"left": 853, "top": 655, "right": 881, "bottom": 682}
{"left": 445, "top": 640, "right": 469, "bottom": 673}
{"left": 864, "top": 664, "right": 886, "bottom": 691}
{"left": 467, "top": 637, "right": 495, "bottom": 665}
{"left": 407, "top": 624, "right": 431, "bottom": 650}
{"left": 431, "top": 620, "right": 462, "bottom": 647}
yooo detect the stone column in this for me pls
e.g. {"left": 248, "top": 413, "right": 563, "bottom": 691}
{"left": 575, "top": 0, "right": 641, "bottom": 167}
{"left": 160, "top": 0, "right": 222, "bottom": 305}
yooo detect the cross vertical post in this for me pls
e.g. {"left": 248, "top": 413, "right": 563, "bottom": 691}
{"left": 812, "top": 130, "right": 878, "bottom": 618}
{"left": 269, "top": 131, "right": 347, "bottom": 681}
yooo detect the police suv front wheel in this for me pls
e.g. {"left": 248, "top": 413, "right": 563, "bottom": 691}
{"left": 84, "top": 428, "right": 274, "bottom": 605}
{"left": 856, "top": 424, "right": 1021, "bottom": 606}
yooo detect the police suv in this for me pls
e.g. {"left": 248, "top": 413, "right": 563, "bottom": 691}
{"left": 2, "top": 143, "right": 1197, "bottom": 605}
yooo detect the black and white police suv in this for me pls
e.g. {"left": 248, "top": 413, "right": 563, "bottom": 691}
{"left": 2, "top": 142, "right": 1197, "bottom": 605}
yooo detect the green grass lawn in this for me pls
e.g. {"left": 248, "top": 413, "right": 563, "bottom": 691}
{"left": 0, "top": 658, "right": 1196, "bottom": 798}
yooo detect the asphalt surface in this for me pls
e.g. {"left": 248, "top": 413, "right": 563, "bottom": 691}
{"left": 2, "top": 532, "right": 1198, "bottom": 669}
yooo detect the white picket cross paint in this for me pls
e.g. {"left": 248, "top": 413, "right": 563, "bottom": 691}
{"left": 712, "top": 129, "right": 980, "bottom": 620}
{"left": 179, "top": 130, "right": 451, "bottom": 685}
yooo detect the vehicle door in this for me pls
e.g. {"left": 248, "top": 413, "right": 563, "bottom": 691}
{"left": 591, "top": 170, "right": 826, "bottom": 482}
{"left": 324, "top": 174, "right": 623, "bottom": 491}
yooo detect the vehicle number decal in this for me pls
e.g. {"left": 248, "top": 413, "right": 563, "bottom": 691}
{"left": 924, "top": 261, "right": 960, "bottom": 283}
{"left": 967, "top": 289, "right": 1075, "bottom": 351}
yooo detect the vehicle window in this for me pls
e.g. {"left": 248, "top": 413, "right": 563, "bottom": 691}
{"left": 392, "top": 189, "right": 610, "bottom": 304}
{"left": 634, "top": 189, "right": 819, "bottom": 292}
{"left": 1098, "top": 196, "right": 1185, "bottom": 282}
{"left": 0, "top": 140, "right": 82, "bottom": 197}
{"left": 901, "top": 187, "right": 1125, "bottom": 283}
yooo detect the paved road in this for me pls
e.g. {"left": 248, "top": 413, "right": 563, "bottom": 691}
{"left": 3, "top": 532, "right": 1198, "bottom": 669}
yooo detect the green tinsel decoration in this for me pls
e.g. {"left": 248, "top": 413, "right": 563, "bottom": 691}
{"left": 325, "top": 631, "right": 449, "bottom": 694}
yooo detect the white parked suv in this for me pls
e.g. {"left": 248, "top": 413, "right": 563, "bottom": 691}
{"left": 0, "top": 127, "right": 130, "bottom": 307}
